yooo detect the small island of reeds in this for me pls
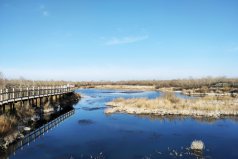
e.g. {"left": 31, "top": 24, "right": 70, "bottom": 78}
{"left": 105, "top": 92, "right": 238, "bottom": 118}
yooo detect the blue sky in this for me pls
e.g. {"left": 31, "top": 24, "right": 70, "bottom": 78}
{"left": 0, "top": 0, "right": 238, "bottom": 81}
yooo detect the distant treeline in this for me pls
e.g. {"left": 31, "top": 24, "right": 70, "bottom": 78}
{"left": 0, "top": 72, "right": 77, "bottom": 89}
{"left": 1, "top": 71, "right": 238, "bottom": 89}
{"left": 79, "top": 77, "right": 238, "bottom": 89}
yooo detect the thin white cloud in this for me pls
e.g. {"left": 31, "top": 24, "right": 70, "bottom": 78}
{"left": 42, "top": 11, "right": 49, "bottom": 16}
{"left": 40, "top": 4, "right": 49, "bottom": 16}
{"left": 105, "top": 35, "right": 149, "bottom": 45}
{"left": 40, "top": 5, "right": 45, "bottom": 9}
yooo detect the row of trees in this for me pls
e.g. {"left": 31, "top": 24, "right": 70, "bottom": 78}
{"left": 1, "top": 71, "right": 238, "bottom": 89}
{"left": 0, "top": 72, "right": 77, "bottom": 89}
{"left": 79, "top": 77, "right": 238, "bottom": 89}
{"left": 154, "top": 77, "right": 238, "bottom": 89}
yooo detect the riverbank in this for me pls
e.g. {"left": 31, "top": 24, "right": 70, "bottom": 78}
{"left": 92, "top": 85, "right": 155, "bottom": 91}
{"left": 105, "top": 92, "right": 238, "bottom": 118}
{"left": 0, "top": 92, "right": 81, "bottom": 150}
{"left": 91, "top": 84, "right": 238, "bottom": 98}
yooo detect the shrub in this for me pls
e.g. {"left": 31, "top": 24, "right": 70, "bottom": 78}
{"left": 190, "top": 140, "right": 205, "bottom": 151}
{"left": 162, "top": 92, "right": 181, "bottom": 103}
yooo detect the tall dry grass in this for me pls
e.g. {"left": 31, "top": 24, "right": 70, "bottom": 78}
{"left": 16, "top": 107, "right": 35, "bottom": 119}
{"left": 106, "top": 92, "right": 238, "bottom": 116}
{"left": 0, "top": 115, "right": 17, "bottom": 136}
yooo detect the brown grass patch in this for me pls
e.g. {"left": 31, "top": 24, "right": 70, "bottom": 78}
{"left": 106, "top": 92, "right": 238, "bottom": 117}
{"left": 0, "top": 115, "right": 17, "bottom": 136}
{"left": 16, "top": 107, "right": 35, "bottom": 119}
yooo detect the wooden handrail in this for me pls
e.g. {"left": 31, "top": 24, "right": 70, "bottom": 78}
{"left": 0, "top": 86, "right": 74, "bottom": 103}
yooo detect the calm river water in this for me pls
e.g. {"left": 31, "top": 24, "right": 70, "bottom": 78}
{"left": 9, "top": 89, "right": 238, "bottom": 159}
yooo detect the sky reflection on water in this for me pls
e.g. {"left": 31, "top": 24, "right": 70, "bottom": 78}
{"left": 9, "top": 89, "right": 238, "bottom": 159}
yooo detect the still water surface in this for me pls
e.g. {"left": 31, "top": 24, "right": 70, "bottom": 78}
{"left": 10, "top": 89, "right": 238, "bottom": 159}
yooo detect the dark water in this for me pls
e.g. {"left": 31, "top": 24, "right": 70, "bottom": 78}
{"left": 9, "top": 89, "right": 238, "bottom": 159}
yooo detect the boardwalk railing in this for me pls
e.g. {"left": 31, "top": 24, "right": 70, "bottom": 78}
{"left": 0, "top": 86, "right": 74, "bottom": 105}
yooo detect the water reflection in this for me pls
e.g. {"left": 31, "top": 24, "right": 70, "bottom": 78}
{"left": 6, "top": 89, "right": 238, "bottom": 159}
{"left": 133, "top": 114, "right": 238, "bottom": 123}
{"left": 78, "top": 119, "right": 95, "bottom": 125}
{"left": 1, "top": 110, "right": 75, "bottom": 159}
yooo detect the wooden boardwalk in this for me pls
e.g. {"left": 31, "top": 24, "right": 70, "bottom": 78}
{"left": 0, "top": 86, "right": 74, "bottom": 106}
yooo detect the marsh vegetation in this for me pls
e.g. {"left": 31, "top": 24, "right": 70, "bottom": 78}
{"left": 106, "top": 92, "right": 238, "bottom": 118}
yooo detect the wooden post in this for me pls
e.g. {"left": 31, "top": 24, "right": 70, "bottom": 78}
{"left": 26, "top": 87, "right": 29, "bottom": 97}
{"left": 35, "top": 98, "right": 37, "bottom": 107}
{"left": 12, "top": 102, "right": 15, "bottom": 110}
{"left": 40, "top": 98, "right": 42, "bottom": 106}
{"left": 20, "top": 88, "right": 22, "bottom": 98}
{"left": 2, "top": 104, "right": 5, "bottom": 112}
{"left": 50, "top": 95, "right": 53, "bottom": 103}
{"left": 32, "top": 87, "right": 35, "bottom": 96}
{"left": 12, "top": 88, "right": 15, "bottom": 100}
{"left": 42, "top": 87, "right": 44, "bottom": 96}
{"left": 6, "top": 89, "right": 9, "bottom": 101}
{"left": 10, "top": 103, "right": 12, "bottom": 110}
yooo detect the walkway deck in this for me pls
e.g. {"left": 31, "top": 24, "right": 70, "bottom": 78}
{"left": 0, "top": 86, "right": 74, "bottom": 106}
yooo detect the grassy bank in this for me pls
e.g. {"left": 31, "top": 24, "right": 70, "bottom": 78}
{"left": 105, "top": 92, "right": 238, "bottom": 118}
{"left": 0, "top": 116, "right": 17, "bottom": 137}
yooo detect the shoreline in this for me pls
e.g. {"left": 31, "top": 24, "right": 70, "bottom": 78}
{"left": 82, "top": 85, "right": 156, "bottom": 91}
{"left": 105, "top": 104, "right": 238, "bottom": 118}
{"left": 81, "top": 85, "right": 238, "bottom": 98}
{"left": 0, "top": 92, "right": 81, "bottom": 151}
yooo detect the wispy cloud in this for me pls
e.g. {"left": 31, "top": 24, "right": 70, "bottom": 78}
{"left": 40, "top": 4, "right": 49, "bottom": 16}
{"left": 105, "top": 35, "right": 149, "bottom": 45}
{"left": 40, "top": 5, "right": 45, "bottom": 9}
{"left": 42, "top": 11, "right": 49, "bottom": 16}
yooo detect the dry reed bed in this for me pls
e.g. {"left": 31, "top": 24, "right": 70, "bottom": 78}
{"left": 0, "top": 115, "right": 17, "bottom": 136}
{"left": 105, "top": 93, "right": 238, "bottom": 118}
